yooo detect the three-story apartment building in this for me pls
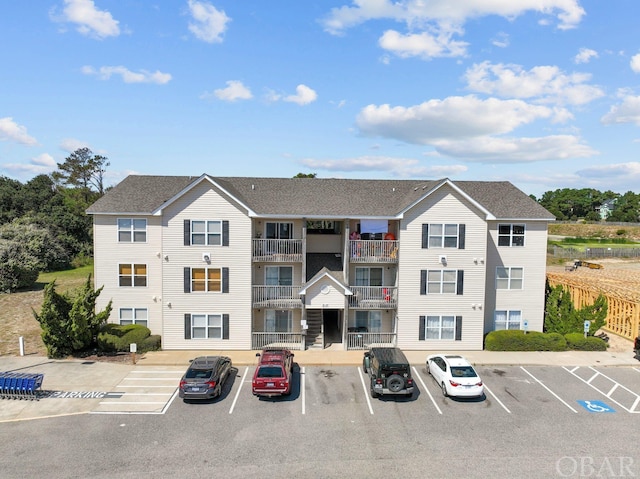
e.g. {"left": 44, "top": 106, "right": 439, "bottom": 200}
{"left": 87, "top": 174, "right": 554, "bottom": 351}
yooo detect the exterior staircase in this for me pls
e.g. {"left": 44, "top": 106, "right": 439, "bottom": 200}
{"left": 305, "top": 310, "right": 323, "bottom": 349}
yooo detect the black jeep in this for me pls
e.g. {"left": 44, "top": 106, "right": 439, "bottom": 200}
{"left": 362, "top": 347, "right": 414, "bottom": 398}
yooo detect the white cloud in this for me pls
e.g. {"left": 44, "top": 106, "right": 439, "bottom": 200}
{"left": 378, "top": 28, "right": 468, "bottom": 59}
{"left": 356, "top": 95, "right": 556, "bottom": 144}
{"left": 321, "top": 0, "right": 585, "bottom": 61}
{"left": 464, "top": 61, "right": 604, "bottom": 106}
{"left": 574, "top": 47, "right": 598, "bottom": 64}
{"left": 82, "top": 65, "right": 172, "bottom": 84}
{"left": 491, "top": 32, "right": 510, "bottom": 48}
{"left": 576, "top": 162, "right": 640, "bottom": 179}
{"left": 51, "top": 0, "right": 120, "bottom": 39}
{"left": 2, "top": 153, "right": 56, "bottom": 176}
{"left": 202, "top": 80, "right": 253, "bottom": 101}
{"left": 601, "top": 95, "right": 640, "bottom": 126}
{"left": 284, "top": 85, "right": 318, "bottom": 105}
{"left": 60, "top": 138, "right": 90, "bottom": 153}
{"left": 187, "top": 0, "right": 230, "bottom": 43}
{"left": 0, "top": 117, "right": 37, "bottom": 145}
{"left": 299, "top": 155, "right": 468, "bottom": 178}
{"left": 433, "top": 135, "right": 597, "bottom": 163}
{"left": 630, "top": 53, "right": 640, "bottom": 73}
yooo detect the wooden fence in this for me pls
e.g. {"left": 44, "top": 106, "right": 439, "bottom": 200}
{"left": 547, "top": 272, "right": 640, "bottom": 341}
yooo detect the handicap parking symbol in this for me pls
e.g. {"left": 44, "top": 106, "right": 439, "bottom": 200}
{"left": 577, "top": 400, "right": 615, "bottom": 413}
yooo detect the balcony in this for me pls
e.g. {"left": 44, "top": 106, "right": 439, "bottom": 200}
{"left": 346, "top": 331, "right": 396, "bottom": 350}
{"left": 252, "top": 332, "right": 304, "bottom": 351}
{"left": 348, "top": 286, "right": 397, "bottom": 309}
{"left": 252, "top": 285, "right": 303, "bottom": 309}
{"left": 349, "top": 240, "right": 398, "bottom": 263}
{"left": 253, "top": 239, "right": 303, "bottom": 262}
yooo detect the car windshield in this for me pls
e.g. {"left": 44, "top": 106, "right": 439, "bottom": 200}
{"left": 186, "top": 369, "right": 213, "bottom": 379}
{"left": 450, "top": 366, "right": 478, "bottom": 378}
{"left": 257, "top": 366, "right": 283, "bottom": 378}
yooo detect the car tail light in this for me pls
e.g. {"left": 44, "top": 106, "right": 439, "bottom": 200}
{"left": 476, "top": 382, "right": 483, "bottom": 387}
{"left": 449, "top": 380, "right": 461, "bottom": 387}
{"left": 179, "top": 380, "right": 186, "bottom": 389}
{"left": 206, "top": 380, "right": 217, "bottom": 388}
{"left": 407, "top": 378, "right": 413, "bottom": 386}
{"left": 375, "top": 378, "right": 383, "bottom": 385}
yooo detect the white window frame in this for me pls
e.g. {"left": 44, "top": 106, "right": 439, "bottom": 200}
{"left": 265, "top": 310, "right": 293, "bottom": 332}
{"left": 191, "top": 268, "right": 222, "bottom": 293}
{"left": 498, "top": 224, "right": 525, "bottom": 247}
{"left": 191, "top": 220, "right": 222, "bottom": 246}
{"left": 494, "top": 310, "right": 522, "bottom": 330}
{"left": 117, "top": 218, "right": 147, "bottom": 243}
{"left": 496, "top": 267, "right": 524, "bottom": 290}
{"left": 426, "top": 269, "right": 458, "bottom": 294}
{"left": 118, "top": 263, "right": 147, "bottom": 287}
{"left": 191, "top": 314, "right": 223, "bottom": 339}
{"left": 354, "top": 310, "right": 382, "bottom": 332}
{"left": 428, "top": 223, "right": 459, "bottom": 248}
{"left": 425, "top": 315, "right": 455, "bottom": 340}
{"left": 119, "top": 308, "right": 148, "bottom": 327}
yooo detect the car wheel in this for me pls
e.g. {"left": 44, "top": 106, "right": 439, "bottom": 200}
{"left": 387, "top": 375, "right": 404, "bottom": 393}
{"left": 362, "top": 360, "right": 368, "bottom": 374}
{"left": 426, "top": 361, "right": 430, "bottom": 375}
{"left": 441, "top": 382, "right": 448, "bottom": 397}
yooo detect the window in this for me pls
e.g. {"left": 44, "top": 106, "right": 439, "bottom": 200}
{"left": 191, "top": 268, "right": 221, "bottom": 292}
{"left": 119, "top": 308, "right": 148, "bottom": 327}
{"left": 265, "top": 222, "right": 293, "bottom": 239}
{"left": 355, "top": 310, "right": 382, "bottom": 332}
{"left": 192, "top": 314, "right": 223, "bottom": 339}
{"left": 191, "top": 220, "right": 222, "bottom": 246}
{"left": 265, "top": 266, "right": 293, "bottom": 286}
{"left": 119, "top": 264, "right": 147, "bottom": 287}
{"left": 494, "top": 310, "right": 522, "bottom": 330}
{"left": 430, "top": 224, "right": 459, "bottom": 248}
{"left": 265, "top": 310, "right": 292, "bottom": 332}
{"left": 496, "top": 267, "right": 523, "bottom": 289}
{"left": 425, "top": 315, "right": 455, "bottom": 339}
{"left": 498, "top": 224, "right": 525, "bottom": 246}
{"left": 118, "top": 219, "right": 147, "bottom": 243}
{"left": 355, "top": 267, "right": 383, "bottom": 286}
{"left": 420, "top": 270, "right": 463, "bottom": 295}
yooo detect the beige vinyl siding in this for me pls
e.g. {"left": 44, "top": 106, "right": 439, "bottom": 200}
{"left": 396, "top": 185, "right": 488, "bottom": 351}
{"left": 93, "top": 215, "right": 163, "bottom": 334}
{"left": 305, "top": 281, "right": 347, "bottom": 309}
{"left": 160, "top": 181, "right": 252, "bottom": 350}
{"left": 484, "top": 221, "right": 549, "bottom": 333}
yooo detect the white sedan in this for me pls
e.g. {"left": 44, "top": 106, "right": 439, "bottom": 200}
{"left": 426, "top": 354, "right": 484, "bottom": 398}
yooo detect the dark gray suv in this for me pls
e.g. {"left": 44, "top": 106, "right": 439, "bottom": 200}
{"left": 363, "top": 347, "right": 414, "bottom": 398}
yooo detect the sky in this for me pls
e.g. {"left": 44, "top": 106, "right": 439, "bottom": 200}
{"left": 2, "top": 0, "right": 640, "bottom": 198}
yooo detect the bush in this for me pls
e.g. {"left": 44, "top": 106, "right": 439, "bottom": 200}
{"left": 140, "top": 334, "right": 162, "bottom": 352}
{"left": 565, "top": 333, "right": 608, "bottom": 351}
{"left": 485, "top": 330, "right": 567, "bottom": 351}
{"left": 97, "top": 324, "right": 153, "bottom": 352}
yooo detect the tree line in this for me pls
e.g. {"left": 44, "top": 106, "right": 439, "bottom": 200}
{"left": 534, "top": 188, "right": 640, "bottom": 222}
{"left": 0, "top": 148, "right": 108, "bottom": 291}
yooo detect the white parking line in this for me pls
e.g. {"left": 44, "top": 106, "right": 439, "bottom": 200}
{"left": 521, "top": 367, "right": 578, "bottom": 413}
{"left": 482, "top": 384, "right": 511, "bottom": 414}
{"left": 357, "top": 367, "right": 374, "bottom": 415}
{"left": 412, "top": 366, "right": 442, "bottom": 415}
{"left": 229, "top": 366, "right": 248, "bottom": 415}
{"left": 563, "top": 366, "right": 640, "bottom": 413}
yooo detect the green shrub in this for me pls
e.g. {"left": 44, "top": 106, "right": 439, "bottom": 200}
{"left": 565, "top": 333, "right": 608, "bottom": 351}
{"left": 140, "top": 334, "right": 161, "bottom": 352}
{"left": 485, "top": 330, "right": 567, "bottom": 351}
{"left": 97, "top": 323, "right": 152, "bottom": 352}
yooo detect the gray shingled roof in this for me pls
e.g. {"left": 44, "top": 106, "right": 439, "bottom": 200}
{"left": 87, "top": 174, "right": 554, "bottom": 220}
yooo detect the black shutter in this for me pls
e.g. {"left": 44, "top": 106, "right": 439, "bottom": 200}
{"left": 455, "top": 316, "right": 462, "bottom": 341}
{"left": 184, "top": 314, "right": 191, "bottom": 339}
{"left": 222, "top": 267, "right": 229, "bottom": 293}
{"left": 184, "top": 267, "right": 191, "bottom": 293}
{"left": 458, "top": 224, "right": 465, "bottom": 249}
{"left": 184, "top": 219, "right": 191, "bottom": 246}
{"left": 421, "top": 224, "right": 429, "bottom": 249}
{"left": 456, "top": 270, "right": 464, "bottom": 295}
{"left": 420, "top": 270, "right": 427, "bottom": 295}
{"left": 419, "top": 316, "right": 426, "bottom": 341}
{"left": 223, "top": 314, "right": 229, "bottom": 340}
{"left": 222, "top": 220, "right": 229, "bottom": 246}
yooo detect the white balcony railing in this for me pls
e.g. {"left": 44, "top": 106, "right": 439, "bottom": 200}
{"left": 253, "top": 239, "right": 303, "bottom": 262}
{"left": 252, "top": 285, "right": 303, "bottom": 308}
{"left": 346, "top": 332, "right": 396, "bottom": 350}
{"left": 252, "top": 332, "right": 304, "bottom": 350}
{"left": 348, "top": 286, "right": 397, "bottom": 308}
{"left": 349, "top": 240, "right": 398, "bottom": 263}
